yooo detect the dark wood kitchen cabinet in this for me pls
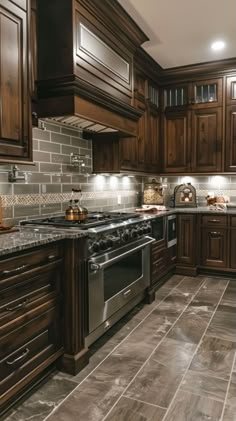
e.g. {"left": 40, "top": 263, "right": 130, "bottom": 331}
{"left": 163, "top": 78, "right": 223, "bottom": 173}
{"left": 0, "top": 243, "right": 64, "bottom": 415}
{"left": 163, "top": 110, "right": 191, "bottom": 173}
{"left": 200, "top": 215, "right": 228, "bottom": 269}
{"left": 0, "top": 0, "right": 32, "bottom": 163}
{"left": 93, "top": 78, "right": 161, "bottom": 174}
{"left": 225, "top": 75, "right": 236, "bottom": 171}
{"left": 176, "top": 214, "right": 197, "bottom": 275}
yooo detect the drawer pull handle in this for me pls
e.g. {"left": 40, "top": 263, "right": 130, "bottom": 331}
{"left": 6, "top": 299, "right": 28, "bottom": 312}
{"left": 208, "top": 219, "right": 221, "bottom": 223}
{"left": 6, "top": 348, "right": 29, "bottom": 365}
{"left": 2, "top": 264, "right": 28, "bottom": 276}
{"left": 123, "top": 289, "right": 132, "bottom": 298}
{"left": 211, "top": 231, "right": 221, "bottom": 235}
{"left": 48, "top": 255, "right": 56, "bottom": 260}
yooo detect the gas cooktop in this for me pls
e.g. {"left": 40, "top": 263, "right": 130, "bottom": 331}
{"left": 22, "top": 212, "right": 141, "bottom": 229}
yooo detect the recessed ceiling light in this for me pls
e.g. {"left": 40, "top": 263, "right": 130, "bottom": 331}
{"left": 211, "top": 40, "right": 225, "bottom": 51}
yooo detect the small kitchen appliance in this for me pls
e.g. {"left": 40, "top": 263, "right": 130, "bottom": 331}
{"left": 174, "top": 183, "right": 197, "bottom": 208}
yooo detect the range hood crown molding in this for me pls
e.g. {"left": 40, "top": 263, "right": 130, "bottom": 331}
{"left": 37, "top": 76, "right": 142, "bottom": 136}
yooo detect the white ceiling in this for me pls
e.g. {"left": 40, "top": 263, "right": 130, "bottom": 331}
{"left": 118, "top": 0, "right": 236, "bottom": 68}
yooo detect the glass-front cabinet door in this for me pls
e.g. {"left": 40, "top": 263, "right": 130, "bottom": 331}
{"left": 191, "top": 78, "right": 223, "bottom": 108}
{"left": 226, "top": 76, "right": 236, "bottom": 105}
{"left": 164, "top": 84, "right": 188, "bottom": 109}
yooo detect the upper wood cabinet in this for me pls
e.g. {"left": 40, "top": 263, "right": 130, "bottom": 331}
{"left": 191, "top": 107, "right": 222, "bottom": 172}
{"left": 164, "top": 78, "right": 222, "bottom": 110}
{"left": 226, "top": 75, "right": 236, "bottom": 105}
{"left": 225, "top": 106, "right": 236, "bottom": 172}
{"left": 163, "top": 78, "right": 223, "bottom": 173}
{"left": 163, "top": 110, "right": 191, "bottom": 173}
{"left": 0, "top": 0, "right": 32, "bottom": 163}
{"left": 225, "top": 76, "right": 236, "bottom": 171}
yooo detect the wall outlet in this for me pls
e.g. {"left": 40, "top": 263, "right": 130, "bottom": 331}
{"left": 117, "top": 194, "right": 121, "bottom": 205}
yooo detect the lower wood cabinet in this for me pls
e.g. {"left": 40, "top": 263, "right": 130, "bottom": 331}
{"left": 201, "top": 228, "right": 228, "bottom": 268}
{"left": 0, "top": 243, "right": 64, "bottom": 416}
{"left": 176, "top": 214, "right": 197, "bottom": 275}
{"left": 230, "top": 229, "right": 236, "bottom": 269}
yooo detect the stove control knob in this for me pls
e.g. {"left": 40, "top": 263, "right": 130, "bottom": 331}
{"left": 143, "top": 224, "right": 151, "bottom": 234}
{"left": 122, "top": 230, "right": 130, "bottom": 242}
{"left": 106, "top": 237, "right": 114, "bottom": 248}
{"left": 91, "top": 242, "right": 100, "bottom": 253}
{"left": 130, "top": 229, "right": 138, "bottom": 239}
{"left": 138, "top": 227, "right": 144, "bottom": 236}
{"left": 99, "top": 240, "right": 107, "bottom": 250}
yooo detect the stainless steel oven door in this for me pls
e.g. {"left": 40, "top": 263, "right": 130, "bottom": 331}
{"left": 88, "top": 236, "right": 155, "bottom": 334}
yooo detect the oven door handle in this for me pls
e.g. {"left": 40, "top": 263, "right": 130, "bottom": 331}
{"left": 89, "top": 237, "right": 155, "bottom": 271}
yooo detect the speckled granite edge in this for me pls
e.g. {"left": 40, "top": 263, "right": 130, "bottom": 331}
{"left": 0, "top": 227, "right": 87, "bottom": 257}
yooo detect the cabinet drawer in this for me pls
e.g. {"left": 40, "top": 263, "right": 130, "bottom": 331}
{"left": 201, "top": 215, "right": 227, "bottom": 226}
{"left": 0, "top": 304, "right": 60, "bottom": 359}
{"left": 0, "top": 268, "right": 61, "bottom": 328}
{"left": 231, "top": 216, "right": 236, "bottom": 226}
{"left": 0, "top": 244, "right": 62, "bottom": 286}
{"left": 0, "top": 326, "right": 61, "bottom": 398}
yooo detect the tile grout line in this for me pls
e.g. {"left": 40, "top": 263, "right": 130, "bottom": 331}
{"left": 220, "top": 346, "right": 236, "bottom": 420}
{"left": 42, "top": 276, "right": 188, "bottom": 421}
{"left": 161, "top": 279, "right": 230, "bottom": 421}
{"left": 124, "top": 395, "right": 167, "bottom": 410}
{"left": 101, "top": 277, "right": 210, "bottom": 421}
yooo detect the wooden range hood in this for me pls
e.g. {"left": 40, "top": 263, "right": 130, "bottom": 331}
{"left": 37, "top": 0, "right": 148, "bottom": 137}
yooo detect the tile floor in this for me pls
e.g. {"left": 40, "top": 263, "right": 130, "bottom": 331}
{"left": 3, "top": 275, "right": 236, "bottom": 421}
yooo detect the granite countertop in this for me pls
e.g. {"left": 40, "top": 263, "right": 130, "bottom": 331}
{"left": 135, "top": 206, "right": 236, "bottom": 218}
{"left": 0, "top": 226, "right": 87, "bottom": 257}
{"left": 1, "top": 205, "right": 236, "bottom": 257}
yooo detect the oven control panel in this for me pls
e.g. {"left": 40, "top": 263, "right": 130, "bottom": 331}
{"left": 88, "top": 221, "right": 152, "bottom": 256}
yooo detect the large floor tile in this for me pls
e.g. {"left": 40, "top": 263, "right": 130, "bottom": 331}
{"left": 161, "top": 289, "right": 194, "bottom": 308}
{"left": 220, "top": 283, "right": 236, "bottom": 308}
{"left": 115, "top": 311, "right": 178, "bottom": 363}
{"left": 166, "top": 307, "right": 211, "bottom": 344}
{"left": 189, "top": 277, "right": 228, "bottom": 311}
{"left": 161, "top": 274, "right": 185, "bottom": 291}
{"left": 190, "top": 336, "right": 236, "bottom": 379}
{"left": 4, "top": 375, "right": 78, "bottom": 421}
{"left": 224, "top": 372, "right": 236, "bottom": 412}
{"left": 207, "top": 310, "right": 236, "bottom": 342}
{"left": 180, "top": 370, "right": 228, "bottom": 402}
{"left": 163, "top": 390, "right": 223, "bottom": 421}
{"left": 125, "top": 339, "right": 195, "bottom": 408}
{"left": 105, "top": 397, "right": 166, "bottom": 421}
{"left": 222, "top": 405, "right": 236, "bottom": 421}
{"left": 174, "top": 276, "right": 205, "bottom": 294}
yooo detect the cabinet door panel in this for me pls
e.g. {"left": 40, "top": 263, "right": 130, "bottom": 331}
{"left": 163, "top": 111, "right": 190, "bottom": 172}
{"left": 0, "top": 0, "right": 31, "bottom": 161}
{"left": 192, "top": 107, "right": 222, "bottom": 172}
{"left": 146, "top": 108, "right": 160, "bottom": 172}
{"left": 192, "top": 78, "right": 222, "bottom": 108}
{"left": 120, "top": 137, "right": 137, "bottom": 171}
{"left": 201, "top": 228, "right": 227, "bottom": 268}
{"left": 226, "top": 76, "right": 236, "bottom": 105}
{"left": 225, "top": 106, "right": 236, "bottom": 172}
{"left": 230, "top": 229, "right": 236, "bottom": 269}
{"left": 177, "top": 215, "right": 196, "bottom": 266}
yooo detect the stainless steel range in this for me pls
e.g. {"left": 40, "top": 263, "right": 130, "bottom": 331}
{"left": 23, "top": 212, "right": 155, "bottom": 345}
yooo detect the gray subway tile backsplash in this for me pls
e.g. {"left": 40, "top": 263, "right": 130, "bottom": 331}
{"left": 2, "top": 121, "right": 236, "bottom": 225}
{"left": 0, "top": 122, "right": 141, "bottom": 224}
